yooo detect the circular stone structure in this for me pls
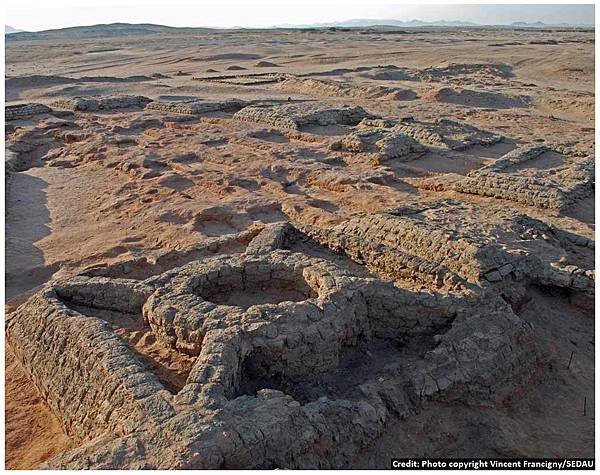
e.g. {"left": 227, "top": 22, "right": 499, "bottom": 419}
{"left": 7, "top": 243, "right": 542, "bottom": 469}
{"left": 142, "top": 251, "right": 351, "bottom": 357}
{"left": 191, "top": 257, "right": 318, "bottom": 308}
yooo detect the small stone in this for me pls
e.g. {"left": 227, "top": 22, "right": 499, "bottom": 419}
{"left": 498, "top": 263, "right": 514, "bottom": 277}
{"left": 484, "top": 271, "right": 503, "bottom": 282}
{"left": 572, "top": 275, "right": 590, "bottom": 290}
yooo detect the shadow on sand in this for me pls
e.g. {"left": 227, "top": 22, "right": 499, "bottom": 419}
{"left": 5, "top": 173, "right": 56, "bottom": 301}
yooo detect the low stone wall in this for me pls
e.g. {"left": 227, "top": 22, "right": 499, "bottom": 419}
{"left": 298, "top": 222, "right": 473, "bottom": 291}
{"left": 293, "top": 206, "right": 595, "bottom": 293}
{"left": 6, "top": 280, "right": 174, "bottom": 442}
{"left": 143, "top": 251, "right": 461, "bottom": 373}
{"left": 245, "top": 222, "right": 291, "bottom": 255}
{"left": 51, "top": 95, "right": 152, "bottom": 111}
{"left": 418, "top": 146, "right": 595, "bottom": 210}
{"left": 145, "top": 98, "right": 248, "bottom": 115}
{"left": 483, "top": 144, "right": 548, "bottom": 172}
{"left": 330, "top": 127, "right": 427, "bottom": 163}
{"left": 314, "top": 212, "right": 497, "bottom": 284}
{"left": 413, "top": 299, "right": 540, "bottom": 405}
{"left": 454, "top": 172, "right": 568, "bottom": 209}
{"left": 193, "top": 72, "right": 285, "bottom": 85}
{"left": 6, "top": 103, "right": 52, "bottom": 121}
{"left": 233, "top": 104, "right": 373, "bottom": 130}
{"left": 395, "top": 118, "right": 503, "bottom": 150}
{"left": 453, "top": 155, "right": 594, "bottom": 211}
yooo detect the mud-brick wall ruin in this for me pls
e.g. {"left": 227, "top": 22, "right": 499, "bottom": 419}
{"left": 5, "top": 103, "right": 52, "bottom": 121}
{"left": 428, "top": 145, "right": 596, "bottom": 210}
{"left": 233, "top": 104, "right": 372, "bottom": 130}
{"left": 6, "top": 280, "right": 174, "bottom": 442}
{"left": 51, "top": 95, "right": 153, "bottom": 112}
{"left": 145, "top": 99, "right": 248, "bottom": 115}
{"left": 7, "top": 211, "right": 573, "bottom": 468}
{"left": 4, "top": 91, "right": 595, "bottom": 468}
{"left": 296, "top": 206, "right": 595, "bottom": 294}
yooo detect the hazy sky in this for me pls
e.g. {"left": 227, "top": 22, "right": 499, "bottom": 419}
{"left": 6, "top": 2, "right": 595, "bottom": 31}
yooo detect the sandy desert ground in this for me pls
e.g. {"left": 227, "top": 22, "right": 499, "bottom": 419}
{"left": 4, "top": 25, "right": 595, "bottom": 468}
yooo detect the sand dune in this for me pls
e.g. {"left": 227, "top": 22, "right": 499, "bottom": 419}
{"left": 255, "top": 60, "right": 280, "bottom": 68}
{"left": 426, "top": 86, "right": 531, "bottom": 108}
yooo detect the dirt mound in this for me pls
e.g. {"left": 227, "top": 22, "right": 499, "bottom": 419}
{"left": 77, "top": 75, "right": 153, "bottom": 83}
{"left": 538, "top": 90, "right": 594, "bottom": 119}
{"left": 277, "top": 76, "right": 416, "bottom": 101}
{"left": 423, "top": 62, "right": 513, "bottom": 81}
{"left": 226, "top": 65, "right": 248, "bottom": 71}
{"left": 255, "top": 61, "right": 280, "bottom": 68}
{"left": 6, "top": 74, "right": 152, "bottom": 91}
{"left": 330, "top": 127, "right": 427, "bottom": 163}
{"left": 361, "top": 63, "right": 513, "bottom": 85}
{"left": 197, "top": 53, "right": 262, "bottom": 61}
{"left": 361, "top": 68, "right": 419, "bottom": 81}
{"left": 6, "top": 75, "right": 77, "bottom": 89}
{"left": 426, "top": 86, "right": 531, "bottom": 109}
{"left": 309, "top": 66, "right": 371, "bottom": 76}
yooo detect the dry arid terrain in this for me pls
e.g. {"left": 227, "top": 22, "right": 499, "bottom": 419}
{"left": 5, "top": 25, "right": 595, "bottom": 469}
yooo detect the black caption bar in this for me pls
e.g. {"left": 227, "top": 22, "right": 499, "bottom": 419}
{"left": 391, "top": 458, "right": 595, "bottom": 470}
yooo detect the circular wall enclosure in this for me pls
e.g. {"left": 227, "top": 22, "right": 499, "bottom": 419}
{"left": 192, "top": 258, "right": 319, "bottom": 309}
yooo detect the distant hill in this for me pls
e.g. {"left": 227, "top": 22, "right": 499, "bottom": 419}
{"left": 274, "top": 18, "right": 479, "bottom": 28}
{"left": 5, "top": 25, "right": 23, "bottom": 34}
{"left": 6, "top": 19, "right": 593, "bottom": 41}
{"left": 275, "top": 18, "right": 593, "bottom": 29}
{"left": 509, "top": 21, "right": 589, "bottom": 28}
{"left": 5, "top": 22, "right": 217, "bottom": 41}
{"left": 5, "top": 20, "right": 472, "bottom": 41}
{"left": 511, "top": 21, "right": 547, "bottom": 27}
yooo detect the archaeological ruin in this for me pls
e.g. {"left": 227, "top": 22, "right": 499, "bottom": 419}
{"left": 5, "top": 32, "right": 595, "bottom": 466}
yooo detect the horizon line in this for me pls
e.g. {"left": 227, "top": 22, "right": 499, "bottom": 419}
{"left": 6, "top": 18, "right": 596, "bottom": 33}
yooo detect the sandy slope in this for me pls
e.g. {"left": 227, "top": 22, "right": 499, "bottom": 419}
{"left": 5, "top": 347, "right": 72, "bottom": 469}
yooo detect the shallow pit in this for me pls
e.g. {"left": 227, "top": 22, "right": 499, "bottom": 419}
{"left": 504, "top": 150, "right": 567, "bottom": 173}
{"left": 235, "top": 335, "right": 436, "bottom": 404}
{"left": 195, "top": 263, "right": 318, "bottom": 309}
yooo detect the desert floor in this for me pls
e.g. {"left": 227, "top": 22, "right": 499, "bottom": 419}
{"left": 5, "top": 26, "right": 594, "bottom": 468}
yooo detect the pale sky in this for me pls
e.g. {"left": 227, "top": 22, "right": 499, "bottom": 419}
{"left": 5, "top": 2, "right": 595, "bottom": 31}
